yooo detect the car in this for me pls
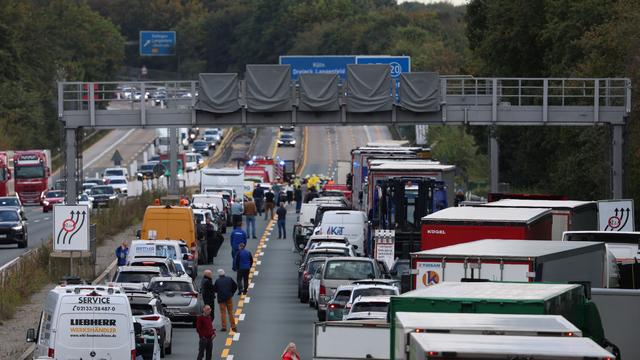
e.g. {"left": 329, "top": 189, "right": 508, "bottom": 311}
{"left": 390, "top": 258, "right": 411, "bottom": 293}
{"left": 0, "top": 196, "right": 24, "bottom": 216}
{"left": 128, "top": 257, "right": 186, "bottom": 278}
{"left": 193, "top": 208, "right": 214, "bottom": 227}
{"left": 203, "top": 135, "right": 218, "bottom": 149}
{"left": 308, "top": 262, "right": 325, "bottom": 309}
{"left": 0, "top": 208, "right": 27, "bottom": 248}
{"left": 89, "top": 185, "right": 118, "bottom": 207}
{"left": 83, "top": 177, "right": 105, "bottom": 186}
{"left": 41, "top": 190, "right": 66, "bottom": 212}
{"left": 81, "top": 182, "right": 96, "bottom": 194}
{"left": 103, "top": 166, "right": 129, "bottom": 179}
{"left": 311, "top": 242, "right": 357, "bottom": 256}
{"left": 107, "top": 176, "right": 129, "bottom": 195}
{"left": 77, "top": 193, "right": 93, "bottom": 210}
{"left": 137, "top": 161, "right": 165, "bottom": 181}
{"left": 126, "top": 290, "right": 173, "bottom": 357}
{"left": 185, "top": 152, "right": 199, "bottom": 172}
{"left": 342, "top": 295, "right": 391, "bottom": 321}
{"left": 298, "top": 257, "right": 329, "bottom": 303}
{"left": 277, "top": 133, "right": 296, "bottom": 147}
{"left": 303, "top": 234, "right": 351, "bottom": 256}
{"left": 280, "top": 125, "right": 295, "bottom": 132}
{"left": 112, "top": 266, "right": 163, "bottom": 290}
{"left": 192, "top": 194, "right": 227, "bottom": 233}
{"left": 53, "top": 179, "right": 67, "bottom": 190}
{"left": 203, "top": 128, "right": 223, "bottom": 142}
{"left": 326, "top": 284, "right": 357, "bottom": 321}
{"left": 341, "top": 283, "right": 399, "bottom": 318}
{"left": 147, "top": 276, "right": 202, "bottom": 324}
{"left": 191, "top": 140, "right": 210, "bottom": 156}
{"left": 152, "top": 88, "right": 167, "bottom": 106}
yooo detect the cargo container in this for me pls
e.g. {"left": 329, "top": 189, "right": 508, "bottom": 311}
{"left": 410, "top": 239, "right": 611, "bottom": 289}
{"left": 591, "top": 288, "right": 640, "bottom": 360}
{"left": 420, "top": 207, "right": 552, "bottom": 251}
{"left": 312, "top": 320, "right": 389, "bottom": 360}
{"left": 478, "top": 199, "right": 597, "bottom": 239}
{"left": 388, "top": 282, "right": 607, "bottom": 351}
{"left": 407, "top": 333, "right": 614, "bottom": 360}
{"left": 393, "top": 312, "right": 582, "bottom": 360}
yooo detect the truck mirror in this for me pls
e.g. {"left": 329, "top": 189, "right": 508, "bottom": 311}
{"left": 26, "top": 328, "right": 36, "bottom": 343}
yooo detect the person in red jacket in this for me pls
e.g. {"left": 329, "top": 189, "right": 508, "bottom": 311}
{"left": 196, "top": 305, "right": 216, "bottom": 360}
{"left": 281, "top": 342, "right": 301, "bottom": 360}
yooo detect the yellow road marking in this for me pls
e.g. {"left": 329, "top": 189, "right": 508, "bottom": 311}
{"left": 237, "top": 300, "right": 244, "bottom": 307}
{"left": 235, "top": 309, "right": 242, "bottom": 316}
{"left": 225, "top": 338, "right": 233, "bottom": 346}
{"left": 271, "top": 129, "right": 280, "bottom": 158}
{"left": 221, "top": 348, "right": 229, "bottom": 358}
{"left": 297, "top": 127, "right": 309, "bottom": 176}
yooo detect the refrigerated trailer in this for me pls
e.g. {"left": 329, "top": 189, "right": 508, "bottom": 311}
{"left": 477, "top": 199, "right": 597, "bottom": 239}
{"left": 420, "top": 207, "right": 552, "bottom": 251}
{"left": 410, "top": 239, "right": 612, "bottom": 289}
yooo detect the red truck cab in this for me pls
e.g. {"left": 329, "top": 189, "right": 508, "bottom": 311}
{"left": 13, "top": 150, "right": 50, "bottom": 204}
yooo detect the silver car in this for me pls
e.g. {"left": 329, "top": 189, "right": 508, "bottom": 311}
{"left": 147, "top": 277, "right": 202, "bottom": 325}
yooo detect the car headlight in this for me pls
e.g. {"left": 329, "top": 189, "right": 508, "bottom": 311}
{"left": 109, "top": 195, "right": 117, "bottom": 200}
{"left": 277, "top": 140, "right": 284, "bottom": 144}
{"left": 42, "top": 201, "right": 49, "bottom": 206}
{"left": 11, "top": 225, "right": 23, "bottom": 231}
{"left": 291, "top": 140, "right": 296, "bottom": 144}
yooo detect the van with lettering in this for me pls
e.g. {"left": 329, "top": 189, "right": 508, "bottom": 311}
{"left": 26, "top": 285, "right": 136, "bottom": 360}
{"left": 316, "top": 210, "right": 368, "bottom": 256}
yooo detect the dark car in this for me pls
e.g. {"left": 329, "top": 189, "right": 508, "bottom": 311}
{"left": 137, "top": 161, "right": 165, "bottom": 181}
{"left": 0, "top": 196, "right": 24, "bottom": 216}
{"left": 279, "top": 125, "right": 295, "bottom": 132}
{"left": 89, "top": 185, "right": 117, "bottom": 207}
{"left": 277, "top": 133, "right": 296, "bottom": 147}
{"left": 298, "top": 257, "right": 328, "bottom": 303}
{"left": 390, "top": 259, "right": 411, "bottom": 293}
{"left": 191, "top": 140, "right": 210, "bottom": 156}
{"left": 42, "top": 190, "right": 66, "bottom": 213}
{"left": 0, "top": 208, "right": 27, "bottom": 248}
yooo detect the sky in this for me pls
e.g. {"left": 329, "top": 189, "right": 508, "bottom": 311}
{"left": 398, "top": 0, "right": 469, "bottom": 5}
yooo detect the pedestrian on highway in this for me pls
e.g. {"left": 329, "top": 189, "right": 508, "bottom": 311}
{"left": 272, "top": 180, "right": 282, "bottom": 206}
{"left": 196, "top": 305, "right": 216, "bottom": 360}
{"left": 276, "top": 202, "right": 287, "bottom": 239}
{"left": 244, "top": 197, "right": 258, "bottom": 239}
{"left": 264, "top": 188, "right": 275, "bottom": 220}
{"left": 197, "top": 221, "right": 208, "bottom": 265}
{"left": 294, "top": 185, "right": 303, "bottom": 214}
{"left": 252, "top": 184, "right": 265, "bottom": 216}
{"left": 204, "top": 217, "right": 217, "bottom": 264}
{"left": 281, "top": 342, "right": 301, "bottom": 360}
{"left": 115, "top": 241, "right": 128, "bottom": 266}
{"left": 212, "top": 269, "right": 238, "bottom": 332}
{"left": 304, "top": 186, "right": 319, "bottom": 203}
{"left": 234, "top": 242, "right": 253, "bottom": 295}
{"left": 286, "top": 182, "right": 294, "bottom": 205}
{"left": 200, "top": 270, "right": 216, "bottom": 322}
{"left": 230, "top": 222, "right": 248, "bottom": 267}
{"left": 231, "top": 197, "right": 243, "bottom": 226}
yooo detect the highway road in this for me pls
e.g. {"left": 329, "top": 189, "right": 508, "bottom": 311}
{"left": 166, "top": 125, "right": 391, "bottom": 359}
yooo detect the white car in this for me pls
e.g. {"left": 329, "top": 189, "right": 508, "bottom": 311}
{"left": 343, "top": 283, "right": 399, "bottom": 316}
{"left": 107, "top": 176, "right": 129, "bottom": 195}
{"left": 311, "top": 242, "right": 357, "bottom": 257}
{"left": 308, "top": 262, "right": 325, "bottom": 309}
{"left": 112, "top": 266, "right": 163, "bottom": 290}
{"left": 77, "top": 193, "right": 93, "bottom": 210}
{"left": 203, "top": 129, "right": 222, "bottom": 143}
{"left": 81, "top": 182, "right": 96, "bottom": 194}
{"left": 185, "top": 152, "right": 199, "bottom": 172}
{"left": 103, "top": 166, "right": 129, "bottom": 179}
{"left": 342, "top": 295, "right": 391, "bottom": 321}
{"left": 127, "top": 291, "right": 173, "bottom": 357}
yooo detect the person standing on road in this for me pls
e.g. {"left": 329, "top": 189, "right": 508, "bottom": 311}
{"left": 212, "top": 269, "right": 238, "bottom": 332}
{"left": 294, "top": 185, "right": 303, "bottom": 214}
{"left": 196, "top": 305, "right": 216, "bottom": 360}
{"left": 304, "top": 186, "right": 318, "bottom": 203}
{"left": 231, "top": 197, "right": 243, "bottom": 226}
{"left": 264, "top": 188, "right": 275, "bottom": 220}
{"left": 244, "top": 197, "right": 258, "bottom": 239}
{"left": 200, "top": 270, "right": 216, "bottom": 322}
{"left": 272, "top": 180, "right": 282, "bottom": 206}
{"left": 276, "top": 202, "right": 287, "bottom": 239}
{"left": 204, "top": 218, "right": 217, "bottom": 264}
{"left": 281, "top": 342, "right": 301, "bottom": 360}
{"left": 230, "top": 222, "right": 248, "bottom": 266}
{"left": 115, "top": 241, "right": 129, "bottom": 266}
{"left": 286, "top": 182, "right": 294, "bottom": 205}
{"left": 252, "top": 184, "right": 265, "bottom": 216}
{"left": 234, "top": 242, "right": 253, "bottom": 295}
{"left": 197, "top": 221, "right": 208, "bottom": 265}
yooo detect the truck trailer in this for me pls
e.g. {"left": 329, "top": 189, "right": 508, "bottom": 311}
{"left": 420, "top": 206, "right": 552, "bottom": 251}
{"left": 312, "top": 320, "right": 389, "bottom": 360}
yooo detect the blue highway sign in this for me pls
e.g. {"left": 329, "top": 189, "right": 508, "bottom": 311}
{"left": 140, "top": 31, "right": 176, "bottom": 56}
{"left": 279, "top": 55, "right": 356, "bottom": 80}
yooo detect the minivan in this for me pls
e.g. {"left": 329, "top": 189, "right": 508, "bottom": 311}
{"left": 316, "top": 210, "right": 368, "bottom": 256}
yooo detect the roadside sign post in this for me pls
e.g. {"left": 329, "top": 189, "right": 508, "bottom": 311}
{"left": 53, "top": 205, "right": 90, "bottom": 276}
{"left": 374, "top": 229, "right": 395, "bottom": 270}
{"left": 598, "top": 199, "right": 635, "bottom": 231}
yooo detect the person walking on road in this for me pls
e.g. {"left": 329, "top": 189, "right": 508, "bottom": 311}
{"left": 304, "top": 186, "right": 319, "bottom": 203}
{"left": 197, "top": 221, "right": 208, "bottom": 265}
{"left": 231, "top": 197, "right": 243, "bottom": 226}
{"left": 230, "top": 222, "right": 248, "bottom": 266}
{"left": 115, "top": 241, "right": 129, "bottom": 266}
{"left": 294, "top": 185, "right": 303, "bottom": 214}
{"left": 200, "top": 270, "right": 216, "bottom": 322}
{"left": 252, "top": 184, "right": 265, "bottom": 216}
{"left": 212, "top": 269, "right": 238, "bottom": 332}
{"left": 264, "top": 188, "right": 275, "bottom": 220}
{"left": 204, "top": 217, "right": 217, "bottom": 264}
{"left": 273, "top": 180, "right": 282, "bottom": 206}
{"left": 286, "top": 182, "right": 294, "bottom": 205}
{"left": 244, "top": 197, "right": 258, "bottom": 239}
{"left": 196, "top": 305, "right": 216, "bottom": 360}
{"left": 276, "top": 202, "right": 287, "bottom": 239}
{"left": 234, "top": 242, "right": 253, "bottom": 295}
{"left": 281, "top": 342, "right": 301, "bottom": 360}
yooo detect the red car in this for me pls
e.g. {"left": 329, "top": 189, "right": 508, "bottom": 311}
{"left": 42, "top": 190, "right": 66, "bottom": 212}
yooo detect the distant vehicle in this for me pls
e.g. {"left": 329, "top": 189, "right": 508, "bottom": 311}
{"left": 0, "top": 208, "right": 27, "bottom": 248}
{"left": 13, "top": 150, "right": 51, "bottom": 204}
{"left": 81, "top": 182, "right": 96, "bottom": 193}
{"left": 107, "top": 176, "right": 129, "bottom": 195}
{"left": 26, "top": 285, "right": 136, "bottom": 360}
{"left": 280, "top": 125, "right": 295, "bottom": 132}
{"left": 83, "top": 177, "right": 105, "bottom": 186}
{"left": 103, "top": 166, "right": 129, "bottom": 179}
{"left": 140, "top": 205, "right": 197, "bottom": 250}
{"left": 343, "top": 283, "right": 399, "bottom": 318}
{"left": 298, "top": 256, "right": 330, "bottom": 303}
{"left": 112, "top": 266, "right": 162, "bottom": 290}
{"left": 191, "top": 140, "right": 210, "bottom": 156}
{"left": 277, "top": 133, "right": 296, "bottom": 147}
{"left": 77, "top": 193, "right": 93, "bottom": 210}
{"left": 204, "top": 128, "right": 223, "bottom": 141}
{"left": 325, "top": 284, "right": 357, "bottom": 321}
{"left": 137, "top": 161, "right": 165, "bottom": 181}
{"left": 41, "top": 190, "right": 65, "bottom": 213}
{"left": 315, "top": 211, "right": 368, "bottom": 256}
{"left": 126, "top": 290, "right": 173, "bottom": 357}
{"left": 203, "top": 134, "right": 220, "bottom": 148}
{"left": 89, "top": 185, "right": 117, "bottom": 207}
{"left": 185, "top": 152, "right": 199, "bottom": 172}
{"left": 0, "top": 196, "right": 24, "bottom": 215}
{"left": 147, "top": 277, "right": 202, "bottom": 324}
{"left": 390, "top": 258, "right": 411, "bottom": 293}
{"left": 342, "top": 295, "right": 391, "bottom": 321}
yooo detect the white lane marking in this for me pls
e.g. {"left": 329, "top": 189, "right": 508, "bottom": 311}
{"left": 43, "top": 217, "right": 50, "bottom": 221}
{"left": 33, "top": 220, "right": 40, "bottom": 223}
{"left": 233, "top": 333, "right": 240, "bottom": 341}
{"left": 265, "top": 238, "right": 269, "bottom": 242}
{"left": 249, "top": 283, "right": 255, "bottom": 289}
{"left": 256, "top": 261, "right": 262, "bottom": 265}
{"left": 239, "top": 314, "right": 246, "bottom": 321}
{"left": 253, "top": 271, "right": 259, "bottom": 276}
{"left": 83, "top": 129, "right": 136, "bottom": 169}
{"left": 227, "top": 355, "right": 234, "bottom": 360}
{"left": 244, "top": 297, "right": 251, "bottom": 303}
{"left": 262, "top": 244, "right": 267, "bottom": 248}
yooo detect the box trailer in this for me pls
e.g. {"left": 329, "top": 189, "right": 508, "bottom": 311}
{"left": 478, "top": 199, "right": 597, "bottom": 239}
{"left": 420, "top": 207, "right": 552, "bottom": 251}
{"left": 407, "top": 333, "right": 614, "bottom": 360}
{"left": 410, "top": 239, "right": 609, "bottom": 289}
{"left": 393, "top": 312, "right": 581, "bottom": 360}
{"left": 591, "top": 288, "right": 640, "bottom": 360}
{"left": 388, "top": 282, "right": 607, "bottom": 351}
{"left": 312, "top": 320, "right": 389, "bottom": 360}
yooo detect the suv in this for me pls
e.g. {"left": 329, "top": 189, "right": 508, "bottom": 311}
{"left": 112, "top": 266, "right": 162, "bottom": 289}
{"left": 342, "top": 295, "right": 391, "bottom": 321}
{"left": 147, "top": 276, "right": 202, "bottom": 324}
{"left": 316, "top": 257, "right": 384, "bottom": 321}
{"left": 128, "top": 257, "right": 185, "bottom": 278}
{"left": 0, "top": 208, "right": 27, "bottom": 248}
{"left": 89, "top": 185, "right": 118, "bottom": 207}
{"left": 126, "top": 290, "right": 173, "bottom": 357}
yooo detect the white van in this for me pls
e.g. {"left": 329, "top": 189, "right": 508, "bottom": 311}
{"left": 185, "top": 152, "right": 199, "bottom": 172}
{"left": 316, "top": 210, "right": 368, "bottom": 256}
{"left": 128, "top": 240, "right": 183, "bottom": 262}
{"left": 27, "top": 285, "right": 135, "bottom": 360}
{"left": 299, "top": 203, "right": 318, "bottom": 225}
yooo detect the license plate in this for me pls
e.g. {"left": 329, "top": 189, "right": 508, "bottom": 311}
{"left": 0, "top": 234, "right": 7, "bottom": 238}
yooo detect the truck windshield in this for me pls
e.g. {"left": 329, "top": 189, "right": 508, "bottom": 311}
{"left": 14, "top": 165, "right": 44, "bottom": 179}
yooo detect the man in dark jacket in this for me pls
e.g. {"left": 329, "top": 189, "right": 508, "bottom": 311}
{"left": 212, "top": 269, "right": 238, "bottom": 332}
{"left": 200, "top": 270, "right": 215, "bottom": 321}
{"left": 252, "top": 184, "right": 265, "bottom": 216}
{"left": 294, "top": 185, "right": 303, "bottom": 214}
{"left": 276, "top": 202, "right": 287, "bottom": 239}
{"left": 197, "top": 221, "right": 208, "bottom": 265}
{"left": 264, "top": 188, "right": 275, "bottom": 220}
{"left": 234, "top": 243, "right": 253, "bottom": 295}
{"left": 204, "top": 218, "right": 217, "bottom": 264}
{"left": 195, "top": 305, "right": 216, "bottom": 360}
{"left": 230, "top": 223, "right": 247, "bottom": 268}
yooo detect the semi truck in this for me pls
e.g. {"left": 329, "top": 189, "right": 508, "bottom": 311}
{"left": 420, "top": 206, "right": 553, "bottom": 251}
{"left": 476, "top": 199, "right": 598, "bottom": 239}
{"left": 0, "top": 152, "right": 11, "bottom": 196}
{"left": 13, "top": 150, "right": 51, "bottom": 204}
{"left": 200, "top": 168, "right": 245, "bottom": 203}
{"left": 410, "top": 239, "right": 614, "bottom": 289}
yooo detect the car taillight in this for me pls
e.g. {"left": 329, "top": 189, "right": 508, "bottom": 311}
{"left": 131, "top": 349, "right": 137, "bottom": 360}
{"left": 187, "top": 254, "right": 194, "bottom": 261}
{"left": 319, "top": 285, "right": 326, "bottom": 296}
{"left": 303, "top": 271, "right": 311, "bottom": 281}
{"left": 346, "top": 303, "right": 352, "bottom": 309}
{"left": 140, "top": 315, "right": 160, "bottom": 321}
{"left": 48, "top": 348, "right": 55, "bottom": 357}
{"left": 328, "top": 303, "right": 336, "bottom": 309}
{"left": 182, "top": 292, "right": 198, "bottom": 298}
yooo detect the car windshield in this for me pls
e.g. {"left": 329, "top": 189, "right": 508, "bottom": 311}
{"left": 46, "top": 191, "right": 65, "bottom": 198}
{"left": 91, "top": 187, "right": 114, "bottom": 195}
{"left": 333, "top": 290, "right": 352, "bottom": 303}
{"left": 115, "top": 272, "right": 157, "bottom": 283}
{"left": 352, "top": 288, "right": 396, "bottom": 299}
{"left": 130, "top": 262, "right": 170, "bottom": 276}
{"left": 351, "top": 301, "right": 389, "bottom": 313}
{"left": 105, "top": 170, "right": 124, "bottom": 176}
{"left": 194, "top": 141, "right": 207, "bottom": 146}
{"left": 0, "top": 198, "right": 19, "bottom": 207}
{"left": 280, "top": 134, "right": 294, "bottom": 139}
{"left": 393, "top": 262, "right": 410, "bottom": 276}
{"left": 130, "top": 304, "right": 154, "bottom": 316}
{"left": 110, "top": 179, "right": 126, "bottom": 184}
{"left": 149, "top": 281, "right": 193, "bottom": 292}
{"left": 0, "top": 210, "right": 19, "bottom": 222}
{"left": 140, "top": 164, "right": 155, "bottom": 171}
{"left": 324, "top": 261, "right": 375, "bottom": 280}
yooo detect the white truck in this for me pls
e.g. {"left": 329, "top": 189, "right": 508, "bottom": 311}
{"left": 154, "top": 128, "right": 169, "bottom": 155}
{"left": 313, "top": 321, "right": 389, "bottom": 360}
{"left": 200, "top": 168, "right": 244, "bottom": 202}
{"left": 27, "top": 285, "right": 136, "bottom": 360}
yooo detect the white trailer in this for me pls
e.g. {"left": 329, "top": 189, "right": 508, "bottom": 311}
{"left": 407, "top": 333, "right": 614, "bottom": 359}
{"left": 200, "top": 168, "right": 244, "bottom": 202}
{"left": 591, "top": 288, "right": 640, "bottom": 360}
{"left": 393, "top": 312, "right": 581, "bottom": 360}
{"left": 313, "top": 321, "right": 389, "bottom": 360}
